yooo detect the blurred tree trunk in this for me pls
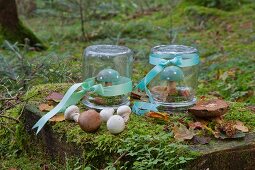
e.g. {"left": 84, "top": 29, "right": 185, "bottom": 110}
{"left": 0, "top": 0, "right": 45, "bottom": 49}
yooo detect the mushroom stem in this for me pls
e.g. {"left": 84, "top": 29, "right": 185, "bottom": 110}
{"left": 167, "top": 81, "right": 177, "bottom": 95}
{"left": 105, "top": 82, "right": 113, "bottom": 86}
{"left": 72, "top": 113, "right": 80, "bottom": 122}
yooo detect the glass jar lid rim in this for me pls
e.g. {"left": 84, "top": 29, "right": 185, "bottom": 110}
{"left": 151, "top": 45, "right": 197, "bottom": 55}
{"left": 85, "top": 45, "right": 132, "bottom": 57}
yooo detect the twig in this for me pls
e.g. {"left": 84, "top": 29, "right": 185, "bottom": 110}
{"left": 112, "top": 152, "right": 127, "bottom": 167}
{"left": 0, "top": 97, "right": 17, "bottom": 101}
{"left": 0, "top": 115, "right": 20, "bottom": 123}
{"left": 0, "top": 122, "right": 15, "bottom": 134}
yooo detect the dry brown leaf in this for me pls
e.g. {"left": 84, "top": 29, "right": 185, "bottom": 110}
{"left": 172, "top": 124, "right": 194, "bottom": 142}
{"left": 188, "top": 122, "right": 203, "bottom": 130}
{"left": 247, "top": 105, "right": 255, "bottom": 113}
{"left": 39, "top": 103, "right": 53, "bottom": 112}
{"left": 46, "top": 92, "right": 64, "bottom": 102}
{"left": 49, "top": 114, "right": 65, "bottom": 122}
{"left": 234, "top": 121, "right": 249, "bottom": 132}
{"left": 193, "top": 135, "right": 211, "bottom": 145}
{"left": 146, "top": 112, "right": 169, "bottom": 121}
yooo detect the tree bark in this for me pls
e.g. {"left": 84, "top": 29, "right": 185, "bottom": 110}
{"left": 0, "top": 0, "right": 45, "bottom": 49}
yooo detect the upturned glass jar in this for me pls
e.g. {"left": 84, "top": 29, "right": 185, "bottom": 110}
{"left": 82, "top": 45, "right": 133, "bottom": 109}
{"left": 148, "top": 45, "right": 199, "bottom": 110}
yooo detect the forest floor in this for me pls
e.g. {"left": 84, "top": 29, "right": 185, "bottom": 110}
{"left": 0, "top": 0, "right": 255, "bottom": 169}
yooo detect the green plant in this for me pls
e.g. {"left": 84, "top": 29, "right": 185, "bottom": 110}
{"left": 114, "top": 133, "right": 198, "bottom": 169}
{"left": 190, "top": 0, "right": 242, "bottom": 11}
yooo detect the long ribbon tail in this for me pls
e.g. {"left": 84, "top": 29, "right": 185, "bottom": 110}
{"left": 32, "top": 83, "right": 84, "bottom": 134}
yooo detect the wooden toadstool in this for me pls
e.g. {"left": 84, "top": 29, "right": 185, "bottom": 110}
{"left": 160, "top": 66, "right": 184, "bottom": 95}
{"left": 96, "top": 68, "right": 120, "bottom": 86}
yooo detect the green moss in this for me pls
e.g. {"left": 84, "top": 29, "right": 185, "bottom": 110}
{"left": 224, "top": 102, "right": 255, "bottom": 129}
{"left": 0, "top": 20, "right": 46, "bottom": 49}
{"left": 187, "top": 0, "right": 242, "bottom": 11}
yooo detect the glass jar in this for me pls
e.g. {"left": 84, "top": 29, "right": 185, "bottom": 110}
{"left": 82, "top": 45, "right": 133, "bottom": 109}
{"left": 148, "top": 45, "right": 199, "bottom": 110}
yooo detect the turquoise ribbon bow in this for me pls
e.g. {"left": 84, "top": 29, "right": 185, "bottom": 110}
{"left": 33, "top": 77, "right": 132, "bottom": 134}
{"left": 132, "top": 53, "right": 199, "bottom": 115}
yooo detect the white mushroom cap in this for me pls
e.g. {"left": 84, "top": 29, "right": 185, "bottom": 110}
{"left": 117, "top": 105, "right": 131, "bottom": 115}
{"left": 64, "top": 105, "right": 80, "bottom": 122}
{"left": 107, "top": 115, "right": 125, "bottom": 134}
{"left": 117, "top": 105, "right": 131, "bottom": 122}
{"left": 100, "top": 108, "right": 114, "bottom": 122}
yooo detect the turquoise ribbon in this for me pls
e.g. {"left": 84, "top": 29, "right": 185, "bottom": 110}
{"left": 132, "top": 53, "right": 199, "bottom": 115}
{"left": 32, "top": 77, "right": 132, "bottom": 134}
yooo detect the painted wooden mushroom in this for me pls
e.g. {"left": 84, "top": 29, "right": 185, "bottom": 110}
{"left": 160, "top": 66, "right": 184, "bottom": 95}
{"left": 96, "top": 68, "right": 120, "bottom": 86}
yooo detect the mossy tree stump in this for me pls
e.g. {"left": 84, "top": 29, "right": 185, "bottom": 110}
{"left": 21, "top": 83, "right": 255, "bottom": 169}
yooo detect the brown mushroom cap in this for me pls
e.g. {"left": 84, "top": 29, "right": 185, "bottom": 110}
{"left": 78, "top": 110, "right": 101, "bottom": 132}
{"left": 188, "top": 99, "right": 229, "bottom": 118}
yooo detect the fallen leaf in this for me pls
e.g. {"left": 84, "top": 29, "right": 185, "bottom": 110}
{"left": 172, "top": 124, "right": 194, "bottom": 142}
{"left": 131, "top": 91, "right": 143, "bottom": 99}
{"left": 234, "top": 121, "right": 248, "bottom": 132}
{"left": 92, "top": 97, "right": 106, "bottom": 105}
{"left": 188, "top": 122, "right": 203, "bottom": 130}
{"left": 217, "top": 131, "right": 245, "bottom": 139}
{"left": 193, "top": 135, "right": 211, "bottom": 145}
{"left": 146, "top": 112, "right": 169, "bottom": 121}
{"left": 163, "top": 125, "right": 170, "bottom": 132}
{"left": 46, "top": 92, "right": 64, "bottom": 102}
{"left": 216, "top": 121, "right": 236, "bottom": 137}
{"left": 49, "top": 114, "right": 65, "bottom": 122}
{"left": 247, "top": 105, "right": 255, "bottom": 113}
{"left": 39, "top": 103, "right": 53, "bottom": 112}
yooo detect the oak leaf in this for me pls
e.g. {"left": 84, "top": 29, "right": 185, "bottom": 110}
{"left": 172, "top": 124, "right": 194, "bottom": 142}
{"left": 188, "top": 122, "right": 203, "bottom": 130}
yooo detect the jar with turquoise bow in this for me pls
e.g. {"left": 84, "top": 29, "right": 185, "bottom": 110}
{"left": 82, "top": 45, "right": 133, "bottom": 109}
{"left": 149, "top": 45, "right": 199, "bottom": 110}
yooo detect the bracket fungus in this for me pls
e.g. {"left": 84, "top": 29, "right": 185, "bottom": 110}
{"left": 160, "top": 66, "right": 184, "bottom": 95}
{"left": 96, "top": 68, "right": 120, "bottom": 86}
{"left": 188, "top": 99, "right": 229, "bottom": 118}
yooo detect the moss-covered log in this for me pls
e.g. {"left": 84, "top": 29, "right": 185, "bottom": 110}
{"left": 0, "top": 0, "right": 45, "bottom": 49}
{"left": 17, "top": 83, "right": 255, "bottom": 169}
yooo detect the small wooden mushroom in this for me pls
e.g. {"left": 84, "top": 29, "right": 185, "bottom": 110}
{"left": 160, "top": 66, "right": 184, "bottom": 95}
{"left": 117, "top": 105, "right": 131, "bottom": 122}
{"left": 188, "top": 99, "right": 229, "bottom": 118}
{"left": 96, "top": 68, "right": 120, "bottom": 86}
{"left": 64, "top": 105, "right": 80, "bottom": 122}
{"left": 107, "top": 115, "right": 125, "bottom": 134}
{"left": 78, "top": 110, "right": 101, "bottom": 132}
